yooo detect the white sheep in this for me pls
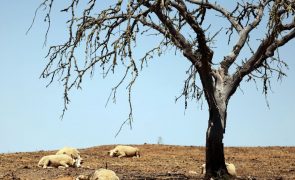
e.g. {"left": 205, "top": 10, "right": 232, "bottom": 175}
{"left": 108, "top": 145, "right": 140, "bottom": 158}
{"left": 56, "top": 146, "right": 80, "bottom": 159}
{"left": 38, "top": 154, "right": 79, "bottom": 168}
{"left": 56, "top": 147, "right": 83, "bottom": 167}
{"left": 90, "top": 168, "right": 119, "bottom": 180}
{"left": 76, "top": 169, "right": 119, "bottom": 180}
{"left": 225, "top": 163, "right": 236, "bottom": 177}
{"left": 201, "top": 163, "right": 236, "bottom": 177}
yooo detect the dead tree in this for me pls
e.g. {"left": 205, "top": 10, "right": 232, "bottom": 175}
{"left": 30, "top": 0, "right": 295, "bottom": 179}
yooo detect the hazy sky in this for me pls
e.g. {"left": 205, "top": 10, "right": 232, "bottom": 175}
{"left": 0, "top": 1, "right": 294, "bottom": 153}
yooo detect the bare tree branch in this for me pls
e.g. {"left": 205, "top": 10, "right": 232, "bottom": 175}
{"left": 187, "top": 0, "right": 243, "bottom": 32}
{"left": 27, "top": 0, "right": 54, "bottom": 47}
{"left": 229, "top": 1, "right": 295, "bottom": 97}
{"left": 220, "top": 1, "right": 268, "bottom": 73}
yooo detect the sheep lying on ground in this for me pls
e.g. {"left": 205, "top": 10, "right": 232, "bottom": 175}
{"left": 38, "top": 154, "right": 79, "bottom": 168}
{"left": 225, "top": 163, "right": 236, "bottom": 176}
{"left": 56, "top": 147, "right": 82, "bottom": 167}
{"left": 90, "top": 168, "right": 119, "bottom": 180}
{"left": 76, "top": 169, "right": 119, "bottom": 180}
{"left": 56, "top": 147, "right": 80, "bottom": 159}
{"left": 201, "top": 163, "right": 236, "bottom": 177}
{"left": 108, "top": 145, "right": 140, "bottom": 158}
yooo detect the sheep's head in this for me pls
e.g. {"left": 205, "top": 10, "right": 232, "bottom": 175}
{"left": 108, "top": 149, "right": 119, "bottom": 157}
{"left": 71, "top": 155, "right": 82, "bottom": 167}
{"left": 76, "top": 157, "right": 83, "bottom": 167}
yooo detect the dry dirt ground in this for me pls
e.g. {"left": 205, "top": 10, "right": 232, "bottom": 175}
{"left": 0, "top": 145, "right": 294, "bottom": 179}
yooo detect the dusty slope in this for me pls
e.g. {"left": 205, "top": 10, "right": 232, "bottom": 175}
{"left": 0, "top": 145, "right": 295, "bottom": 179}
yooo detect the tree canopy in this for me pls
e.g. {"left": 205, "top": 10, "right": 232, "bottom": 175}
{"left": 31, "top": 0, "right": 294, "bottom": 117}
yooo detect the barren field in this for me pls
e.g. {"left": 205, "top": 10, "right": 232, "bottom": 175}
{"left": 0, "top": 145, "right": 294, "bottom": 179}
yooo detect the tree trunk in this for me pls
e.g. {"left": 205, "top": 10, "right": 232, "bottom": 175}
{"left": 204, "top": 71, "right": 230, "bottom": 179}
{"left": 205, "top": 104, "right": 228, "bottom": 179}
{"left": 193, "top": 62, "right": 232, "bottom": 178}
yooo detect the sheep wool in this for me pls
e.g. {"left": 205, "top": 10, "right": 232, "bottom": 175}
{"left": 38, "top": 154, "right": 76, "bottom": 168}
{"left": 108, "top": 145, "right": 140, "bottom": 158}
{"left": 56, "top": 147, "right": 80, "bottom": 159}
{"left": 90, "top": 168, "right": 119, "bottom": 180}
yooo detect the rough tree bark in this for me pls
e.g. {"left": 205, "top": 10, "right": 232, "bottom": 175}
{"left": 204, "top": 69, "right": 231, "bottom": 178}
{"left": 206, "top": 105, "right": 227, "bottom": 178}
{"left": 199, "top": 67, "right": 232, "bottom": 178}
